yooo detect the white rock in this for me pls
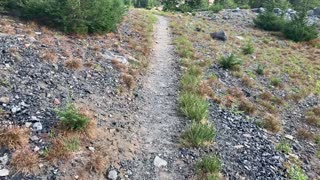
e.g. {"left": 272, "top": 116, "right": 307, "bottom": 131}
{"left": 108, "top": 170, "right": 118, "bottom": 180}
{"left": 30, "top": 135, "right": 40, "bottom": 141}
{"left": 11, "top": 106, "right": 21, "bottom": 113}
{"left": 0, "top": 97, "right": 9, "bottom": 104}
{"left": 0, "top": 169, "right": 9, "bottom": 177}
{"left": 154, "top": 156, "right": 167, "bottom": 168}
{"left": 25, "top": 122, "right": 32, "bottom": 128}
{"left": 35, "top": 32, "right": 42, "bottom": 35}
{"left": 33, "top": 122, "right": 43, "bottom": 131}
{"left": 234, "top": 145, "right": 244, "bottom": 149}
{"left": 88, "top": 147, "right": 95, "bottom": 152}
{"left": 31, "top": 116, "right": 40, "bottom": 121}
{"left": 0, "top": 154, "right": 9, "bottom": 165}
{"left": 285, "top": 134, "right": 294, "bottom": 140}
{"left": 34, "top": 146, "right": 40, "bottom": 152}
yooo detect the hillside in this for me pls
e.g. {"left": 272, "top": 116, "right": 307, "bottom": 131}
{"left": 0, "top": 5, "right": 320, "bottom": 180}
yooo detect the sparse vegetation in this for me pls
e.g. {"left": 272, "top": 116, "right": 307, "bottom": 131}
{"left": 11, "top": 148, "right": 39, "bottom": 174}
{"left": 182, "top": 122, "right": 216, "bottom": 147}
{"left": 256, "top": 64, "right": 264, "bottom": 75}
{"left": 261, "top": 114, "right": 281, "bottom": 132}
{"left": 219, "top": 53, "right": 242, "bottom": 70}
{"left": 196, "top": 155, "right": 221, "bottom": 179}
{"left": 270, "top": 76, "right": 282, "bottom": 87}
{"left": 0, "top": 127, "right": 29, "bottom": 149}
{"left": 276, "top": 140, "right": 291, "bottom": 154}
{"left": 242, "top": 41, "right": 254, "bottom": 55}
{"left": 288, "top": 164, "right": 308, "bottom": 180}
{"left": 56, "top": 102, "right": 90, "bottom": 131}
{"left": 179, "top": 92, "right": 209, "bottom": 122}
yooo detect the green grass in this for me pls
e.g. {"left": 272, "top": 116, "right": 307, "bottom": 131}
{"left": 56, "top": 102, "right": 89, "bottom": 131}
{"left": 63, "top": 137, "right": 80, "bottom": 152}
{"left": 179, "top": 92, "right": 209, "bottom": 122}
{"left": 276, "top": 140, "right": 291, "bottom": 154}
{"left": 270, "top": 76, "right": 282, "bottom": 87}
{"left": 197, "top": 155, "right": 221, "bottom": 178}
{"left": 173, "top": 35, "right": 195, "bottom": 59}
{"left": 181, "top": 122, "right": 215, "bottom": 147}
{"left": 219, "top": 53, "right": 242, "bottom": 70}
{"left": 288, "top": 164, "right": 308, "bottom": 180}
{"left": 242, "top": 41, "right": 254, "bottom": 55}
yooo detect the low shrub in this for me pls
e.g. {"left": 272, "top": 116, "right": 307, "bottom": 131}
{"left": 56, "top": 102, "right": 90, "bottom": 131}
{"left": 219, "top": 53, "right": 242, "bottom": 70}
{"left": 276, "top": 140, "right": 291, "bottom": 154}
{"left": 182, "top": 122, "right": 215, "bottom": 147}
{"left": 253, "top": 11, "right": 285, "bottom": 31}
{"left": 179, "top": 92, "right": 209, "bottom": 122}
{"left": 282, "top": 13, "right": 319, "bottom": 42}
{"left": 209, "top": 3, "right": 223, "bottom": 13}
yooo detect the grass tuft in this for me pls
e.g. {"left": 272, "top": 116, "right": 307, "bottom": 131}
{"left": 179, "top": 92, "right": 209, "bottom": 122}
{"left": 11, "top": 148, "right": 39, "bottom": 174}
{"left": 0, "top": 127, "right": 29, "bottom": 149}
{"left": 219, "top": 53, "right": 242, "bottom": 71}
{"left": 196, "top": 155, "right": 221, "bottom": 179}
{"left": 181, "top": 122, "right": 215, "bottom": 147}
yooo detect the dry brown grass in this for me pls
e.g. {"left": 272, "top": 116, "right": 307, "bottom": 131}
{"left": 11, "top": 148, "right": 39, "bottom": 174}
{"left": 0, "top": 127, "right": 29, "bottom": 149}
{"left": 198, "top": 81, "right": 214, "bottom": 98}
{"left": 239, "top": 98, "right": 256, "bottom": 115}
{"left": 305, "top": 106, "right": 320, "bottom": 127}
{"left": 112, "top": 59, "right": 127, "bottom": 72}
{"left": 259, "top": 100, "right": 278, "bottom": 114}
{"left": 46, "top": 138, "right": 71, "bottom": 162}
{"left": 40, "top": 35, "right": 55, "bottom": 46}
{"left": 121, "top": 73, "right": 135, "bottom": 90}
{"left": 78, "top": 107, "right": 97, "bottom": 139}
{"left": 41, "top": 49, "right": 58, "bottom": 63}
{"left": 259, "top": 91, "right": 273, "bottom": 101}
{"left": 64, "top": 58, "right": 83, "bottom": 70}
{"left": 241, "top": 75, "right": 254, "bottom": 87}
{"left": 86, "top": 153, "right": 107, "bottom": 174}
{"left": 227, "top": 88, "right": 244, "bottom": 99}
{"left": 296, "top": 128, "right": 313, "bottom": 140}
{"left": 262, "top": 114, "right": 281, "bottom": 133}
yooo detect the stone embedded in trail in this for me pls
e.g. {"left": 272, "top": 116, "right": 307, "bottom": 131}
{"left": 33, "top": 122, "right": 43, "bottom": 131}
{"left": 107, "top": 170, "right": 118, "bottom": 180}
{"left": 210, "top": 31, "right": 228, "bottom": 41}
{"left": 153, "top": 156, "right": 167, "bottom": 168}
{"left": 0, "top": 97, "right": 9, "bottom": 104}
{"left": 0, "top": 169, "right": 9, "bottom": 177}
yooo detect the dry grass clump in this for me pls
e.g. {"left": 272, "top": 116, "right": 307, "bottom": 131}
{"left": 296, "top": 128, "right": 313, "bottom": 141}
{"left": 11, "top": 148, "right": 39, "bottom": 174}
{"left": 86, "top": 153, "right": 107, "bottom": 174}
{"left": 64, "top": 58, "right": 83, "bottom": 70}
{"left": 45, "top": 138, "right": 71, "bottom": 162}
{"left": 241, "top": 75, "right": 254, "bottom": 87}
{"left": 0, "top": 127, "right": 29, "bottom": 149}
{"left": 305, "top": 106, "right": 320, "bottom": 127}
{"left": 41, "top": 49, "right": 58, "bottom": 63}
{"left": 121, "top": 73, "right": 135, "bottom": 90}
{"left": 259, "top": 91, "right": 273, "bottom": 101}
{"left": 227, "top": 88, "right": 244, "bottom": 99}
{"left": 198, "top": 81, "right": 214, "bottom": 98}
{"left": 78, "top": 107, "right": 97, "bottom": 139}
{"left": 112, "top": 59, "right": 127, "bottom": 72}
{"left": 261, "top": 114, "right": 282, "bottom": 133}
{"left": 239, "top": 98, "right": 256, "bottom": 115}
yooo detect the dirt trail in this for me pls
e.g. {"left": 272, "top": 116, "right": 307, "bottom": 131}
{"left": 129, "top": 16, "right": 190, "bottom": 179}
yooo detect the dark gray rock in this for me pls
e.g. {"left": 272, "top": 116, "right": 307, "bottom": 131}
{"left": 210, "top": 31, "right": 228, "bottom": 41}
{"left": 274, "top": 8, "right": 282, "bottom": 14}
{"left": 314, "top": 7, "right": 320, "bottom": 16}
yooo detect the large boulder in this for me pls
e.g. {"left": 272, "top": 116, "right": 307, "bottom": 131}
{"left": 274, "top": 8, "right": 282, "bottom": 15}
{"left": 210, "top": 31, "right": 228, "bottom": 41}
{"left": 307, "top": 10, "right": 314, "bottom": 16}
{"left": 314, "top": 7, "right": 320, "bottom": 16}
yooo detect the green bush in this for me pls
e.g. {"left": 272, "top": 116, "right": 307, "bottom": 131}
{"left": 219, "top": 53, "right": 242, "bottom": 70}
{"left": 56, "top": 103, "right": 90, "bottom": 131}
{"left": 288, "top": 164, "right": 308, "bottom": 180}
{"left": 253, "top": 11, "right": 285, "bottom": 31}
{"left": 282, "top": 13, "right": 319, "bottom": 42}
{"left": 182, "top": 122, "right": 216, "bottom": 147}
{"left": 133, "top": 0, "right": 155, "bottom": 9}
{"left": 215, "top": 0, "right": 236, "bottom": 8}
{"left": 209, "top": 3, "right": 224, "bottom": 13}
{"left": 3, "top": 0, "right": 125, "bottom": 34}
